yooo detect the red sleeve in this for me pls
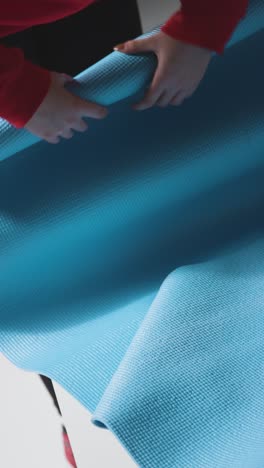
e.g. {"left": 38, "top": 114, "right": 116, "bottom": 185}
{"left": 161, "top": 0, "right": 249, "bottom": 54}
{"left": 0, "top": 44, "right": 51, "bottom": 128}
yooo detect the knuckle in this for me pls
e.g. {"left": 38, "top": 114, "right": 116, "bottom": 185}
{"left": 65, "top": 118, "right": 76, "bottom": 127}
{"left": 43, "top": 132, "right": 53, "bottom": 140}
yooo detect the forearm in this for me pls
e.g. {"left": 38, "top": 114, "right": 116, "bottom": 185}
{"left": 0, "top": 45, "right": 51, "bottom": 127}
{"left": 162, "top": 0, "right": 249, "bottom": 53}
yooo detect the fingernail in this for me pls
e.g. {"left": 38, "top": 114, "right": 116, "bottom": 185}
{"left": 114, "top": 43, "right": 125, "bottom": 51}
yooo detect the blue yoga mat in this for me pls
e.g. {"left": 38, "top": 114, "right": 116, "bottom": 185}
{"left": 1, "top": 1, "right": 264, "bottom": 466}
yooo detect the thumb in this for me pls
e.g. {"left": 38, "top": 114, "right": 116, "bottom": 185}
{"left": 56, "top": 72, "right": 76, "bottom": 86}
{"left": 114, "top": 37, "right": 154, "bottom": 54}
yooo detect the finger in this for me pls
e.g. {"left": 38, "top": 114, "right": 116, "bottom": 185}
{"left": 45, "top": 135, "right": 60, "bottom": 144}
{"left": 133, "top": 85, "right": 163, "bottom": 111}
{"left": 170, "top": 91, "right": 186, "bottom": 107}
{"left": 60, "top": 128, "right": 74, "bottom": 140}
{"left": 133, "top": 58, "right": 170, "bottom": 110}
{"left": 156, "top": 91, "right": 175, "bottom": 108}
{"left": 76, "top": 98, "right": 108, "bottom": 120}
{"left": 71, "top": 119, "right": 88, "bottom": 133}
{"left": 57, "top": 73, "right": 75, "bottom": 86}
{"left": 114, "top": 37, "right": 154, "bottom": 54}
{"left": 184, "top": 89, "right": 195, "bottom": 99}
{"left": 133, "top": 69, "right": 165, "bottom": 111}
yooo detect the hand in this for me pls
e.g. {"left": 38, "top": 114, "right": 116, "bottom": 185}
{"left": 25, "top": 72, "right": 108, "bottom": 143}
{"left": 114, "top": 31, "right": 212, "bottom": 110}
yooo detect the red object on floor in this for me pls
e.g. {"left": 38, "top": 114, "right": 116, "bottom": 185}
{"left": 63, "top": 431, "right": 77, "bottom": 468}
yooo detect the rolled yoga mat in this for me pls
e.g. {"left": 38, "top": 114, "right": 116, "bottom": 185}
{"left": 1, "top": 1, "right": 264, "bottom": 466}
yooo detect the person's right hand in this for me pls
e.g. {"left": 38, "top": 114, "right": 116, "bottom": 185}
{"left": 25, "top": 71, "right": 108, "bottom": 144}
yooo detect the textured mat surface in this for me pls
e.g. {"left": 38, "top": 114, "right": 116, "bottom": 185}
{"left": 1, "top": 1, "right": 264, "bottom": 466}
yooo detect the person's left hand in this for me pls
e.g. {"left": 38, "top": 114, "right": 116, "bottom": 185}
{"left": 114, "top": 31, "right": 212, "bottom": 110}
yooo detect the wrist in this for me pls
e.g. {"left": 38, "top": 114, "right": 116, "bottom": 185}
{"left": 1, "top": 64, "right": 51, "bottom": 128}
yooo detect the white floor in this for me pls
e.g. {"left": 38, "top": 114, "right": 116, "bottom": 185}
{"left": 0, "top": 355, "right": 67, "bottom": 468}
{"left": 0, "top": 2, "right": 179, "bottom": 467}
{"left": 54, "top": 383, "right": 137, "bottom": 468}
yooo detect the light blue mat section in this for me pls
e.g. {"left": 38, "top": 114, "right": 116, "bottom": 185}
{"left": 1, "top": 1, "right": 264, "bottom": 466}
